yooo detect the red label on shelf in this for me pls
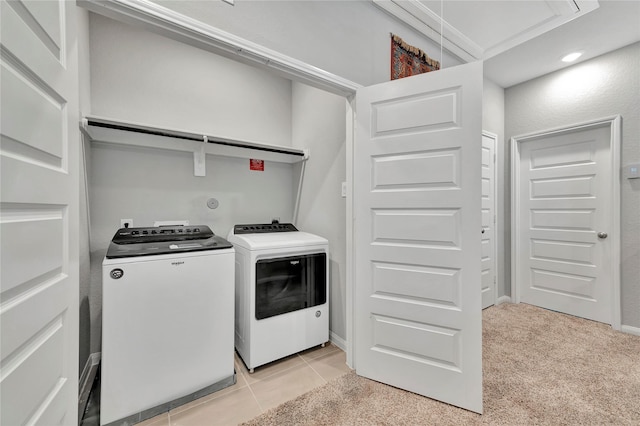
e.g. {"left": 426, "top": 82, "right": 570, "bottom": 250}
{"left": 250, "top": 159, "right": 264, "bottom": 171}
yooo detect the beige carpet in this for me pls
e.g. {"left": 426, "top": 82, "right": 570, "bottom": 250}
{"left": 242, "top": 303, "right": 640, "bottom": 425}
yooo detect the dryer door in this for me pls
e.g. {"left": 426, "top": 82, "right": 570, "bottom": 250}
{"left": 255, "top": 252, "right": 326, "bottom": 320}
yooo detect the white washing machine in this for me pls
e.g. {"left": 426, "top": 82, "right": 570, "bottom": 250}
{"left": 227, "top": 223, "right": 329, "bottom": 372}
{"left": 101, "top": 225, "right": 235, "bottom": 425}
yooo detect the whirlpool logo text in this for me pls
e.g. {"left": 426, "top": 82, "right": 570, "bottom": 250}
{"left": 171, "top": 261, "right": 185, "bottom": 266}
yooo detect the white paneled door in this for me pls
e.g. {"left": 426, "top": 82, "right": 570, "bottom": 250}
{"left": 514, "top": 122, "right": 615, "bottom": 324}
{"left": 354, "top": 62, "right": 483, "bottom": 413}
{"left": 1, "top": 0, "right": 79, "bottom": 425}
{"left": 481, "top": 133, "right": 497, "bottom": 309}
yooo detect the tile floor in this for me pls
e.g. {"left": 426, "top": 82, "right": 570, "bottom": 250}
{"left": 137, "top": 343, "right": 351, "bottom": 426}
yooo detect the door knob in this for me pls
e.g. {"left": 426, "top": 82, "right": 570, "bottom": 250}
{"left": 597, "top": 232, "right": 608, "bottom": 239}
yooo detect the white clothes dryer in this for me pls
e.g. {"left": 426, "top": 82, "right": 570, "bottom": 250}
{"left": 227, "top": 223, "right": 329, "bottom": 372}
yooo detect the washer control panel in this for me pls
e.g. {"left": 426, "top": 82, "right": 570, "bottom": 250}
{"left": 112, "top": 225, "right": 213, "bottom": 244}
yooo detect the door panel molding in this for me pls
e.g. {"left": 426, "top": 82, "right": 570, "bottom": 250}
{"left": 510, "top": 116, "right": 621, "bottom": 329}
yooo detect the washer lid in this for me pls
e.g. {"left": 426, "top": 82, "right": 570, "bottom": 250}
{"left": 228, "top": 230, "right": 328, "bottom": 250}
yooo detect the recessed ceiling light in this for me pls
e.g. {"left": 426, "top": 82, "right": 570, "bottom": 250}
{"left": 562, "top": 52, "right": 582, "bottom": 63}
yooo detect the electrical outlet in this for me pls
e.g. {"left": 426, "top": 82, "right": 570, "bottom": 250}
{"left": 120, "top": 219, "right": 133, "bottom": 228}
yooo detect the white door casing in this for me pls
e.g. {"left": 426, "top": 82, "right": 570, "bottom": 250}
{"left": 353, "top": 62, "right": 483, "bottom": 413}
{"left": 511, "top": 117, "right": 621, "bottom": 328}
{"left": 1, "top": 0, "right": 80, "bottom": 424}
{"left": 481, "top": 132, "right": 497, "bottom": 309}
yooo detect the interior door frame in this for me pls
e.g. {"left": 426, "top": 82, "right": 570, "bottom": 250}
{"left": 510, "top": 115, "right": 621, "bottom": 330}
{"left": 482, "top": 130, "right": 499, "bottom": 308}
{"left": 345, "top": 96, "right": 355, "bottom": 367}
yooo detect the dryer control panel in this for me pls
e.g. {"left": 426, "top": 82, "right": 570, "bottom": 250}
{"left": 233, "top": 223, "right": 298, "bottom": 234}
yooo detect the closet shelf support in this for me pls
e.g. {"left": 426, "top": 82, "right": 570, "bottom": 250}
{"left": 194, "top": 136, "right": 207, "bottom": 176}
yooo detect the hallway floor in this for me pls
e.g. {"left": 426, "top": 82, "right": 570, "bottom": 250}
{"left": 84, "top": 343, "right": 350, "bottom": 426}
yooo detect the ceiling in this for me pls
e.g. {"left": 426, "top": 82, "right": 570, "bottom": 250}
{"left": 375, "top": 0, "right": 640, "bottom": 88}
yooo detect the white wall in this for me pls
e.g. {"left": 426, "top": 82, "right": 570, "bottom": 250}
{"left": 89, "top": 146, "right": 295, "bottom": 248}
{"left": 89, "top": 13, "right": 292, "bottom": 146}
{"left": 149, "top": 0, "right": 462, "bottom": 86}
{"left": 291, "top": 82, "right": 347, "bottom": 342}
{"left": 505, "top": 42, "right": 640, "bottom": 328}
{"left": 482, "top": 77, "right": 507, "bottom": 299}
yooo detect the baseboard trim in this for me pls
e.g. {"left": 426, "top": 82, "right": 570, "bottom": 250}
{"left": 330, "top": 331, "right": 347, "bottom": 352}
{"left": 78, "top": 352, "right": 101, "bottom": 423}
{"left": 496, "top": 296, "right": 512, "bottom": 305}
{"left": 621, "top": 325, "right": 640, "bottom": 336}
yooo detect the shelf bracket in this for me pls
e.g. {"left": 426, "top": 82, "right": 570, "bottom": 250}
{"left": 194, "top": 136, "right": 207, "bottom": 176}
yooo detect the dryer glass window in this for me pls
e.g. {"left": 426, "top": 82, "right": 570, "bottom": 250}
{"left": 255, "top": 253, "right": 326, "bottom": 320}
